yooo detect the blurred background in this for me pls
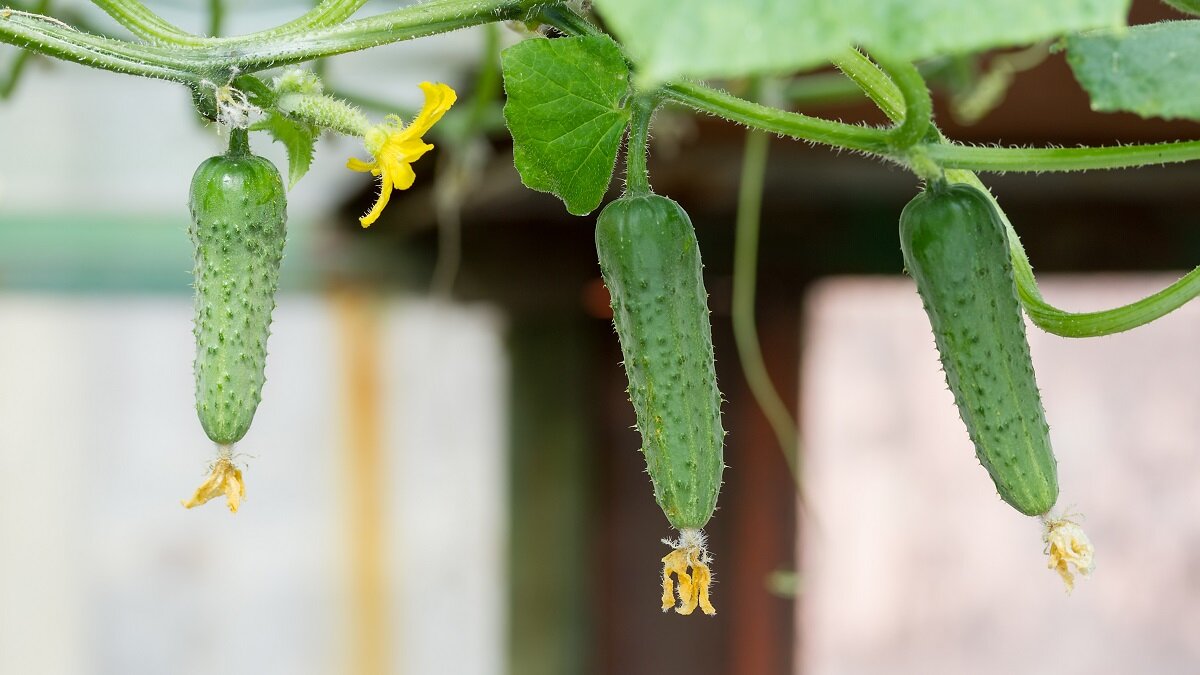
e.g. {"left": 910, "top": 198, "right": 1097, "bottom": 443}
{"left": 2, "top": 0, "right": 1200, "bottom": 673}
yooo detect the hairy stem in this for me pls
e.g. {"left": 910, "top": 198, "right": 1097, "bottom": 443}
{"left": 931, "top": 140, "right": 1200, "bottom": 173}
{"left": 872, "top": 54, "right": 931, "bottom": 151}
{"left": 0, "top": 9, "right": 209, "bottom": 83}
{"left": 662, "top": 82, "right": 891, "bottom": 154}
{"left": 624, "top": 96, "right": 654, "bottom": 196}
{"left": 90, "top": 0, "right": 209, "bottom": 46}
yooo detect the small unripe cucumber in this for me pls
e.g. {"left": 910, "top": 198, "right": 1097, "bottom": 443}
{"left": 596, "top": 194, "right": 724, "bottom": 530}
{"left": 899, "top": 183, "right": 1058, "bottom": 516}
{"left": 188, "top": 131, "right": 287, "bottom": 445}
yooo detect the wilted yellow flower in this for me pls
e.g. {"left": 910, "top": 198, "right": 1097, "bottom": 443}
{"left": 661, "top": 529, "right": 717, "bottom": 616}
{"left": 182, "top": 455, "right": 245, "bottom": 514}
{"left": 1043, "top": 516, "right": 1095, "bottom": 592}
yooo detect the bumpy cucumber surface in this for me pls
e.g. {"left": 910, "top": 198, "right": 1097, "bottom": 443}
{"left": 596, "top": 194, "right": 724, "bottom": 530}
{"left": 188, "top": 133, "right": 287, "bottom": 445}
{"left": 900, "top": 183, "right": 1058, "bottom": 516}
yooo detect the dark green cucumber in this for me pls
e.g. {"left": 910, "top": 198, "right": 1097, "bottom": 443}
{"left": 188, "top": 130, "right": 287, "bottom": 445}
{"left": 900, "top": 183, "right": 1058, "bottom": 516}
{"left": 596, "top": 194, "right": 724, "bottom": 530}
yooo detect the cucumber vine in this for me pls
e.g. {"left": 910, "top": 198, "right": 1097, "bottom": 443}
{"left": 4, "top": 0, "right": 1199, "bottom": 608}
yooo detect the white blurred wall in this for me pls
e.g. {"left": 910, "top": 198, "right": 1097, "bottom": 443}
{"left": 801, "top": 275, "right": 1200, "bottom": 674}
{"left": 0, "top": 294, "right": 507, "bottom": 675}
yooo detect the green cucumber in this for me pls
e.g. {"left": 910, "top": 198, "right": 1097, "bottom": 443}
{"left": 899, "top": 182, "right": 1058, "bottom": 517}
{"left": 595, "top": 194, "right": 725, "bottom": 530}
{"left": 188, "top": 130, "right": 287, "bottom": 446}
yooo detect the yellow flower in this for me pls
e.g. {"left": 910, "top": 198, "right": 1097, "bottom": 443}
{"left": 182, "top": 456, "right": 245, "bottom": 513}
{"left": 346, "top": 81, "right": 457, "bottom": 228}
{"left": 661, "top": 529, "right": 717, "bottom": 616}
{"left": 1043, "top": 515, "right": 1095, "bottom": 592}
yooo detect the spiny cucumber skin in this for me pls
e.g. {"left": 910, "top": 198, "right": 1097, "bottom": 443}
{"left": 188, "top": 150, "right": 287, "bottom": 445}
{"left": 596, "top": 194, "right": 725, "bottom": 530}
{"left": 900, "top": 184, "right": 1058, "bottom": 517}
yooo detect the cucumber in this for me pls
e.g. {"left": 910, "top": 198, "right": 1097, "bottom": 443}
{"left": 595, "top": 193, "right": 723, "bottom": 614}
{"left": 899, "top": 182, "right": 1058, "bottom": 517}
{"left": 188, "top": 130, "right": 286, "bottom": 448}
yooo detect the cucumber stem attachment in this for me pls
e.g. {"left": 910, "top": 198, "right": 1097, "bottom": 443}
{"left": 624, "top": 95, "right": 655, "bottom": 196}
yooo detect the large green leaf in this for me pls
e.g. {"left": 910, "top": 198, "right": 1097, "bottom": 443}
{"left": 1067, "top": 21, "right": 1200, "bottom": 121}
{"left": 501, "top": 35, "right": 630, "bottom": 216}
{"left": 593, "top": 0, "right": 1129, "bottom": 86}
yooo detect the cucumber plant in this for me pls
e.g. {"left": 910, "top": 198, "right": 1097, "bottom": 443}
{"left": 6, "top": 0, "right": 1200, "bottom": 608}
{"left": 594, "top": 99, "right": 724, "bottom": 615}
{"left": 900, "top": 182, "right": 1093, "bottom": 590}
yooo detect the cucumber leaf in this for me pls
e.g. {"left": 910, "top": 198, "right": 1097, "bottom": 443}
{"left": 1067, "top": 21, "right": 1200, "bottom": 121}
{"left": 501, "top": 35, "right": 630, "bottom": 216}
{"left": 253, "top": 111, "right": 316, "bottom": 189}
{"left": 592, "top": 0, "right": 1129, "bottom": 86}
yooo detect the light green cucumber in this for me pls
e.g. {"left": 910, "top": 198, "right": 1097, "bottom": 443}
{"left": 188, "top": 129, "right": 287, "bottom": 445}
{"left": 596, "top": 193, "right": 725, "bottom": 530}
{"left": 899, "top": 182, "right": 1058, "bottom": 516}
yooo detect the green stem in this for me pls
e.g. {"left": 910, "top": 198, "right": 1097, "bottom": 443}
{"left": 731, "top": 125, "right": 801, "bottom": 481}
{"left": 0, "top": 0, "right": 46, "bottom": 98}
{"left": 946, "top": 169, "right": 1200, "bottom": 337}
{"left": 226, "top": 126, "right": 249, "bottom": 155}
{"left": 873, "top": 54, "right": 931, "bottom": 150}
{"left": 932, "top": 140, "right": 1200, "bottom": 173}
{"left": 232, "top": 0, "right": 369, "bottom": 44}
{"left": 0, "top": 9, "right": 210, "bottom": 83}
{"left": 662, "top": 81, "right": 891, "bottom": 155}
{"left": 208, "top": 0, "right": 222, "bottom": 37}
{"left": 832, "top": 49, "right": 904, "bottom": 122}
{"left": 536, "top": 4, "right": 597, "bottom": 37}
{"left": 1, "top": 0, "right": 529, "bottom": 86}
{"left": 837, "top": 48, "right": 1200, "bottom": 337}
{"left": 460, "top": 21, "right": 500, "bottom": 137}
{"left": 212, "top": 0, "right": 528, "bottom": 73}
{"left": 89, "top": 0, "right": 209, "bottom": 46}
{"left": 624, "top": 96, "right": 654, "bottom": 196}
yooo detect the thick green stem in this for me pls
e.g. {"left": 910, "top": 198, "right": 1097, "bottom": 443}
{"left": 931, "top": 141, "right": 1200, "bottom": 173}
{"left": 624, "top": 96, "right": 654, "bottom": 196}
{"left": 872, "top": 54, "right": 931, "bottom": 151}
{"left": 226, "top": 126, "right": 249, "bottom": 155}
{"left": 731, "top": 125, "right": 801, "bottom": 481}
{"left": 832, "top": 49, "right": 904, "bottom": 122}
{"left": 837, "top": 47, "right": 1200, "bottom": 337}
{"left": 1, "top": 0, "right": 529, "bottom": 86}
{"left": 211, "top": 0, "right": 528, "bottom": 72}
{"left": 946, "top": 169, "right": 1200, "bottom": 337}
{"left": 90, "top": 0, "right": 210, "bottom": 46}
{"left": 662, "top": 81, "right": 891, "bottom": 155}
{"left": 232, "top": 0, "right": 369, "bottom": 44}
{"left": 0, "top": 9, "right": 210, "bottom": 83}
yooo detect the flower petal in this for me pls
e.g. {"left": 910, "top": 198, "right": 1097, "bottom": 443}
{"left": 383, "top": 155, "right": 418, "bottom": 191}
{"left": 360, "top": 175, "right": 394, "bottom": 228}
{"left": 346, "top": 157, "right": 377, "bottom": 173}
{"left": 394, "top": 139, "right": 435, "bottom": 165}
{"left": 408, "top": 82, "right": 457, "bottom": 137}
